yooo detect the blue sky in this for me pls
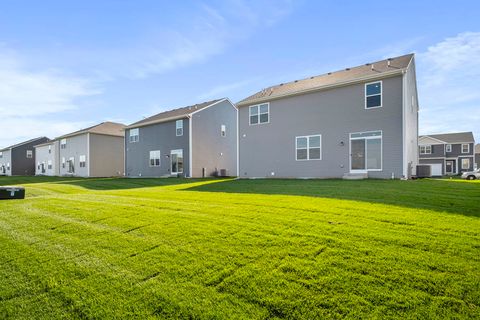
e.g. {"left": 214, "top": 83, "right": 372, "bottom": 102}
{"left": 1, "top": 0, "right": 479, "bottom": 147}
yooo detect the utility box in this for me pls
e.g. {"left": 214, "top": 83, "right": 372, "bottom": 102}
{"left": 416, "top": 165, "right": 431, "bottom": 178}
{"left": 0, "top": 186, "right": 25, "bottom": 200}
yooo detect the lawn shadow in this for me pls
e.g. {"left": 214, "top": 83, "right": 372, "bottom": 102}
{"left": 183, "top": 178, "right": 480, "bottom": 217}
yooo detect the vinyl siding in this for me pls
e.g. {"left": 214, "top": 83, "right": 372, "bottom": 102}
{"left": 0, "top": 150, "right": 12, "bottom": 176}
{"left": 238, "top": 75, "right": 405, "bottom": 179}
{"left": 89, "top": 134, "right": 124, "bottom": 177}
{"left": 59, "top": 134, "right": 89, "bottom": 177}
{"left": 35, "top": 141, "right": 59, "bottom": 176}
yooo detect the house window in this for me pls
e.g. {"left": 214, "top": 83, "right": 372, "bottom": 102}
{"left": 37, "top": 162, "right": 41, "bottom": 170}
{"left": 176, "top": 120, "right": 183, "bottom": 136}
{"left": 62, "top": 157, "right": 66, "bottom": 169}
{"left": 26, "top": 150, "right": 33, "bottom": 158}
{"left": 129, "top": 128, "right": 139, "bottom": 143}
{"left": 60, "top": 139, "right": 67, "bottom": 149}
{"left": 462, "top": 144, "right": 470, "bottom": 153}
{"left": 462, "top": 158, "right": 470, "bottom": 169}
{"left": 296, "top": 135, "right": 322, "bottom": 161}
{"left": 79, "top": 155, "right": 86, "bottom": 168}
{"left": 47, "top": 160, "right": 52, "bottom": 170}
{"left": 48, "top": 145, "right": 52, "bottom": 154}
{"left": 420, "top": 145, "right": 432, "bottom": 154}
{"left": 365, "top": 81, "right": 382, "bottom": 109}
{"left": 221, "top": 125, "right": 226, "bottom": 137}
{"left": 446, "top": 144, "right": 452, "bottom": 152}
{"left": 149, "top": 150, "right": 161, "bottom": 167}
{"left": 0, "top": 152, "right": 3, "bottom": 158}
{"left": 249, "top": 103, "right": 269, "bottom": 125}
{"left": 7, "top": 163, "right": 10, "bottom": 170}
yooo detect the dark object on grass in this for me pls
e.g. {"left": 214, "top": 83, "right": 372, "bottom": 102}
{"left": 416, "top": 165, "right": 431, "bottom": 178}
{"left": 0, "top": 186, "right": 25, "bottom": 200}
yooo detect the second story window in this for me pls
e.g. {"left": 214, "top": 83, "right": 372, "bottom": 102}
{"left": 221, "top": 125, "right": 226, "bottom": 137}
{"left": 365, "top": 81, "right": 382, "bottom": 109}
{"left": 48, "top": 145, "right": 52, "bottom": 154}
{"left": 446, "top": 144, "right": 452, "bottom": 152}
{"left": 420, "top": 145, "right": 432, "bottom": 154}
{"left": 176, "top": 120, "right": 183, "bottom": 136}
{"left": 129, "top": 128, "right": 139, "bottom": 143}
{"left": 0, "top": 152, "right": 3, "bottom": 158}
{"left": 249, "top": 103, "right": 269, "bottom": 125}
{"left": 26, "top": 150, "right": 33, "bottom": 158}
{"left": 462, "top": 144, "right": 470, "bottom": 153}
{"left": 60, "top": 139, "right": 67, "bottom": 149}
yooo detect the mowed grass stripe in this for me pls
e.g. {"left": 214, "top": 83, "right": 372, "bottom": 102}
{"left": 0, "top": 177, "right": 479, "bottom": 319}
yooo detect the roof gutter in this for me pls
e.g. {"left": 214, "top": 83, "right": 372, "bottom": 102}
{"left": 236, "top": 68, "right": 406, "bottom": 107}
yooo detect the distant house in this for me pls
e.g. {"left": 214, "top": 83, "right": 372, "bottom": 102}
{"left": 475, "top": 144, "right": 480, "bottom": 169}
{"left": 236, "top": 54, "right": 419, "bottom": 179}
{"left": 125, "top": 98, "right": 237, "bottom": 178}
{"left": 35, "top": 122, "right": 126, "bottom": 177}
{"left": 418, "top": 132, "right": 475, "bottom": 176}
{"left": 34, "top": 140, "right": 60, "bottom": 176}
{"left": 0, "top": 137, "right": 50, "bottom": 176}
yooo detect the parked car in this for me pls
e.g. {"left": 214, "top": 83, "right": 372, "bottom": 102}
{"left": 461, "top": 168, "right": 480, "bottom": 180}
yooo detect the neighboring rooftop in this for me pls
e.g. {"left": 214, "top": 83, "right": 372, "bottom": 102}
{"left": 237, "top": 53, "right": 414, "bottom": 106}
{"left": 475, "top": 144, "right": 480, "bottom": 154}
{"left": 420, "top": 132, "right": 475, "bottom": 144}
{"left": 57, "top": 122, "right": 126, "bottom": 139}
{"left": 126, "top": 98, "right": 224, "bottom": 128}
{"left": 0, "top": 137, "right": 50, "bottom": 151}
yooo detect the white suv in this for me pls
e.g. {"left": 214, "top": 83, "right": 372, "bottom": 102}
{"left": 461, "top": 168, "right": 480, "bottom": 180}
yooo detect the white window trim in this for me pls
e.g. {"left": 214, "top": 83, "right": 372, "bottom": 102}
{"left": 446, "top": 144, "right": 452, "bottom": 152}
{"left": 79, "top": 155, "right": 86, "bottom": 168}
{"left": 461, "top": 158, "right": 470, "bottom": 170}
{"left": 349, "top": 130, "right": 383, "bottom": 172}
{"left": 149, "top": 150, "right": 161, "bottom": 167}
{"left": 461, "top": 143, "right": 470, "bottom": 154}
{"left": 221, "top": 124, "right": 226, "bottom": 137}
{"left": 129, "top": 128, "right": 139, "bottom": 143}
{"left": 249, "top": 103, "right": 270, "bottom": 125}
{"left": 26, "top": 150, "right": 33, "bottom": 158}
{"left": 295, "top": 134, "right": 322, "bottom": 161}
{"left": 176, "top": 120, "right": 183, "bottom": 136}
{"left": 170, "top": 149, "right": 183, "bottom": 174}
{"left": 420, "top": 145, "right": 432, "bottom": 155}
{"left": 365, "top": 81, "right": 383, "bottom": 110}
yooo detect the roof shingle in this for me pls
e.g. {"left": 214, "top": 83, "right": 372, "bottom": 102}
{"left": 420, "top": 132, "right": 475, "bottom": 144}
{"left": 56, "top": 122, "right": 126, "bottom": 139}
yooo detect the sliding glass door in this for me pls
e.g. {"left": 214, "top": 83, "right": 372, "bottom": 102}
{"left": 170, "top": 149, "right": 183, "bottom": 175}
{"left": 350, "top": 131, "right": 382, "bottom": 172}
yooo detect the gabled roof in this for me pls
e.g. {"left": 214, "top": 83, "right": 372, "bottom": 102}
{"left": 34, "top": 140, "right": 57, "bottom": 148}
{"left": 125, "top": 98, "right": 225, "bottom": 129}
{"left": 419, "top": 132, "right": 475, "bottom": 144}
{"left": 56, "top": 122, "right": 126, "bottom": 139}
{"left": 237, "top": 53, "right": 414, "bottom": 106}
{"left": 0, "top": 137, "right": 50, "bottom": 152}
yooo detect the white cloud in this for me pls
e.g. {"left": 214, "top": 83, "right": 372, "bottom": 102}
{"left": 0, "top": 49, "right": 99, "bottom": 147}
{"left": 417, "top": 32, "right": 480, "bottom": 140}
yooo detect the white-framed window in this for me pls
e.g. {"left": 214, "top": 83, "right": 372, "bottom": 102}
{"left": 129, "top": 128, "right": 139, "bottom": 143}
{"left": 149, "top": 150, "right": 161, "bottom": 167}
{"left": 221, "top": 124, "right": 226, "bottom": 137}
{"left": 37, "top": 162, "right": 41, "bottom": 170}
{"left": 350, "top": 130, "right": 383, "bottom": 171}
{"left": 47, "top": 160, "right": 52, "bottom": 170}
{"left": 249, "top": 103, "right": 269, "bottom": 125}
{"left": 60, "top": 139, "right": 67, "bottom": 149}
{"left": 68, "top": 157, "right": 75, "bottom": 173}
{"left": 48, "top": 145, "right": 52, "bottom": 154}
{"left": 0, "top": 152, "right": 3, "bottom": 158}
{"left": 446, "top": 144, "right": 452, "bottom": 152}
{"left": 62, "top": 157, "right": 66, "bottom": 169}
{"left": 176, "top": 120, "right": 183, "bottom": 136}
{"left": 420, "top": 145, "right": 432, "bottom": 154}
{"left": 296, "top": 135, "right": 321, "bottom": 161}
{"left": 26, "top": 150, "right": 33, "bottom": 158}
{"left": 365, "top": 81, "right": 382, "bottom": 109}
{"left": 79, "top": 155, "right": 86, "bottom": 168}
{"left": 462, "top": 144, "right": 470, "bottom": 154}
{"left": 461, "top": 158, "right": 470, "bottom": 169}
{"left": 7, "top": 163, "right": 10, "bottom": 170}
{"left": 171, "top": 149, "right": 183, "bottom": 174}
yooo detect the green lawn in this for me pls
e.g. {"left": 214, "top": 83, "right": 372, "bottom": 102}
{"left": 0, "top": 177, "right": 479, "bottom": 319}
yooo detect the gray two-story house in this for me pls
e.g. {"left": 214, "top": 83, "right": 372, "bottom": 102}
{"left": 125, "top": 98, "right": 237, "bottom": 178}
{"left": 236, "top": 54, "right": 419, "bottom": 179}
{"left": 34, "top": 140, "right": 60, "bottom": 176}
{"left": 48, "top": 122, "right": 126, "bottom": 177}
{"left": 0, "top": 137, "right": 50, "bottom": 176}
{"left": 475, "top": 144, "right": 480, "bottom": 169}
{"left": 419, "top": 132, "right": 475, "bottom": 175}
